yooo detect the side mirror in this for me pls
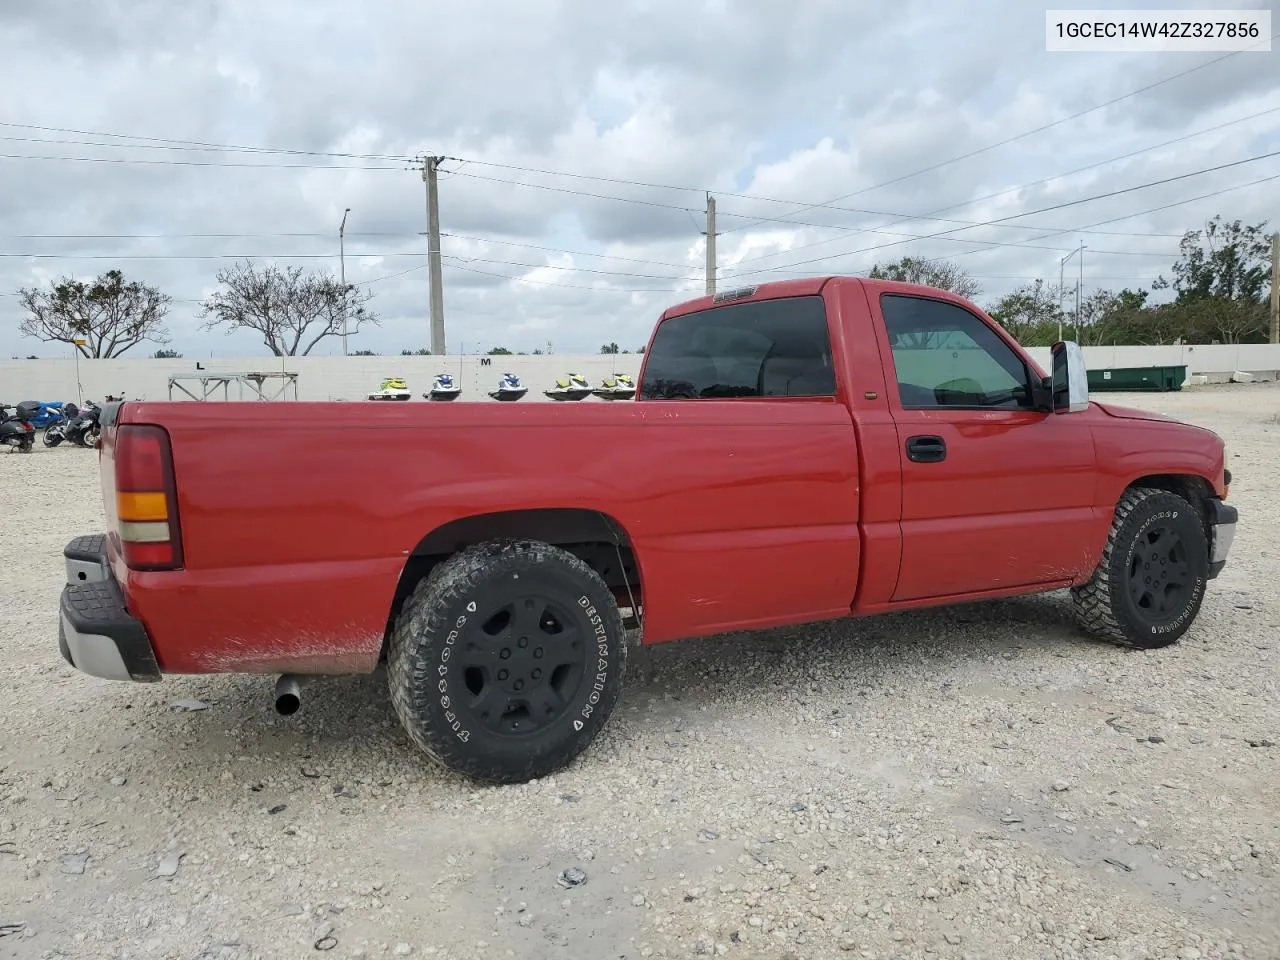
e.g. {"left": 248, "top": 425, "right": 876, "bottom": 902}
{"left": 1051, "top": 341, "right": 1089, "bottom": 413}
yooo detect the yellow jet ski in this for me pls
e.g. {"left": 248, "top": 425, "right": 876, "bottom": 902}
{"left": 592, "top": 373, "right": 636, "bottom": 400}
{"left": 544, "top": 372, "right": 592, "bottom": 401}
{"left": 368, "top": 376, "right": 411, "bottom": 401}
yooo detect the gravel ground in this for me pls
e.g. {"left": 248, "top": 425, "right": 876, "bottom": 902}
{"left": 1, "top": 384, "right": 1277, "bottom": 960}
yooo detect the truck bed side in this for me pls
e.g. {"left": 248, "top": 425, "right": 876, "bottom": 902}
{"left": 111, "top": 397, "right": 863, "bottom": 674}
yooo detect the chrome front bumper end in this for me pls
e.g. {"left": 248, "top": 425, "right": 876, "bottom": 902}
{"left": 1208, "top": 500, "right": 1237, "bottom": 580}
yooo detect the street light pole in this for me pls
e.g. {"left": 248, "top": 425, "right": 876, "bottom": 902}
{"left": 339, "top": 207, "right": 351, "bottom": 356}
{"left": 1076, "top": 241, "right": 1085, "bottom": 342}
{"left": 1058, "top": 244, "right": 1080, "bottom": 343}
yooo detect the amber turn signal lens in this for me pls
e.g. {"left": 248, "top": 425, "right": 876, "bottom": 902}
{"left": 117, "top": 491, "right": 169, "bottom": 522}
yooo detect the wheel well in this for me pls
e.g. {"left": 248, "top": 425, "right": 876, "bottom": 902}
{"left": 1125, "top": 473, "right": 1215, "bottom": 537}
{"left": 381, "top": 509, "right": 643, "bottom": 658}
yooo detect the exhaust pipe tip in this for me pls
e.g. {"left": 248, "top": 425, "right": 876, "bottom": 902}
{"left": 274, "top": 674, "right": 303, "bottom": 716}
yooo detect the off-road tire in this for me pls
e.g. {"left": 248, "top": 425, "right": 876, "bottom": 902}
{"left": 1071, "top": 486, "right": 1209, "bottom": 649}
{"left": 387, "top": 539, "right": 628, "bottom": 784}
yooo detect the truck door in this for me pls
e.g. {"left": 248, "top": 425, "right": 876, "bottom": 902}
{"left": 869, "top": 289, "right": 1098, "bottom": 602}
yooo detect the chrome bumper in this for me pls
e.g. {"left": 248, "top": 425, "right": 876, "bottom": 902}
{"left": 1208, "top": 500, "right": 1237, "bottom": 580}
{"left": 58, "top": 534, "right": 161, "bottom": 682}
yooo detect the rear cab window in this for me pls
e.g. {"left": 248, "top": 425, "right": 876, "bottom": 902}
{"left": 638, "top": 295, "right": 836, "bottom": 399}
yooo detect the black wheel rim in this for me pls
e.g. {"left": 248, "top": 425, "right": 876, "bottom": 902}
{"left": 455, "top": 593, "right": 587, "bottom": 737}
{"left": 1126, "top": 524, "right": 1192, "bottom": 621}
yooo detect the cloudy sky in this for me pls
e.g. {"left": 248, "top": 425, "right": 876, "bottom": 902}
{"left": 1, "top": 0, "right": 1277, "bottom": 359}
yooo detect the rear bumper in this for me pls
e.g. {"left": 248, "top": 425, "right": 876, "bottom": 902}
{"left": 58, "top": 534, "right": 161, "bottom": 682}
{"left": 1207, "top": 500, "right": 1237, "bottom": 580}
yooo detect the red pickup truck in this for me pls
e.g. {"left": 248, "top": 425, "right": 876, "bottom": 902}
{"left": 57, "top": 276, "right": 1237, "bottom": 783}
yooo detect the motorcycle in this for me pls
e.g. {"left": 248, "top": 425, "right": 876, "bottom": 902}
{"left": 42, "top": 402, "right": 80, "bottom": 447}
{"left": 63, "top": 400, "right": 104, "bottom": 448}
{"left": 18, "top": 400, "right": 77, "bottom": 430}
{"left": 0, "top": 402, "right": 37, "bottom": 454}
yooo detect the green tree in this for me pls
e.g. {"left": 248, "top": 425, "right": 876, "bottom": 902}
{"left": 986, "top": 279, "right": 1067, "bottom": 344}
{"left": 17, "top": 269, "right": 172, "bottom": 357}
{"left": 152, "top": 348, "right": 183, "bottom": 359}
{"left": 1165, "top": 216, "right": 1271, "bottom": 303}
{"left": 600, "top": 342, "right": 620, "bottom": 354}
{"left": 400, "top": 347, "right": 431, "bottom": 355}
{"left": 487, "top": 346, "right": 513, "bottom": 355}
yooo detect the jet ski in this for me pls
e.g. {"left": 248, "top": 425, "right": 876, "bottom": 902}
{"left": 368, "top": 376, "right": 412, "bottom": 401}
{"left": 488, "top": 372, "right": 528, "bottom": 401}
{"left": 592, "top": 373, "right": 636, "bottom": 400}
{"left": 425, "top": 373, "right": 462, "bottom": 401}
{"left": 544, "top": 372, "right": 592, "bottom": 401}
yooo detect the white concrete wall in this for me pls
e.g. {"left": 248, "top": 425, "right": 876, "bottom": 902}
{"left": 0, "top": 354, "right": 646, "bottom": 404}
{"left": 3, "top": 344, "right": 1279, "bottom": 404}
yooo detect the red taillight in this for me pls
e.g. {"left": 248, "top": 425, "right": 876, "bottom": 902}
{"left": 113, "top": 424, "right": 183, "bottom": 570}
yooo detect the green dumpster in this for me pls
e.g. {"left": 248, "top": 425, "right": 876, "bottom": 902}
{"left": 1086, "top": 365, "right": 1186, "bottom": 392}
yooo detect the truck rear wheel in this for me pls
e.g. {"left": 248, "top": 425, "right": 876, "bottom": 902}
{"left": 1070, "top": 486, "right": 1209, "bottom": 649}
{"left": 387, "top": 539, "right": 627, "bottom": 784}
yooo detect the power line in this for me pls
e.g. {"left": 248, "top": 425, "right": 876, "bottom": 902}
{"left": 724, "top": 104, "right": 1280, "bottom": 269}
{"left": 442, "top": 161, "right": 1256, "bottom": 246}
{"left": 0, "top": 228, "right": 698, "bottom": 270}
{"left": 0, "top": 247, "right": 702, "bottom": 282}
{"left": 0, "top": 122, "right": 414, "bottom": 163}
{"left": 440, "top": 233, "right": 693, "bottom": 270}
{"left": 2, "top": 107, "right": 1268, "bottom": 260}
{"left": 884, "top": 170, "right": 1280, "bottom": 292}
{"left": 0, "top": 238, "right": 1177, "bottom": 267}
{"left": 722, "top": 151, "right": 1280, "bottom": 279}
{"left": 721, "top": 33, "right": 1277, "bottom": 236}
{"left": 727, "top": 170, "right": 1280, "bottom": 285}
{"left": 446, "top": 261, "right": 682, "bottom": 293}
{"left": 879, "top": 170, "right": 1280, "bottom": 281}
{"left": 0, "top": 152, "right": 401, "bottom": 170}
{"left": 1002, "top": 170, "right": 1280, "bottom": 246}
{"left": 5, "top": 94, "right": 1272, "bottom": 228}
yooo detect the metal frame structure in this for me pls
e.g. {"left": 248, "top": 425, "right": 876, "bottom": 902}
{"left": 167, "top": 372, "right": 300, "bottom": 402}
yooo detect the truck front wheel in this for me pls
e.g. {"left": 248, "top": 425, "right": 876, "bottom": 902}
{"left": 387, "top": 539, "right": 627, "bottom": 784}
{"left": 1070, "top": 486, "right": 1209, "bottom": 649}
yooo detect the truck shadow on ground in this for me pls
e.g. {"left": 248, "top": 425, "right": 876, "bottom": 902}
{"left": 150, "top": 587, "right": 1107, "bottom": 769}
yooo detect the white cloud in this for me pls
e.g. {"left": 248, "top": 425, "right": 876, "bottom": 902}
{"left": 0, "top": 0, "right": 1277, "bottom": 359}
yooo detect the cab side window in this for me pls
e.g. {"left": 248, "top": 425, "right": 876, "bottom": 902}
{"left": 639, "top": 295, "right": 836, "bottom": 399}
{"left": 879, "top": 294, "right": 1034, "bottom": 409}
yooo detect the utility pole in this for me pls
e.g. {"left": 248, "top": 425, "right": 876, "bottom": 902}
{"left": 422, "top": 156, "right": 446, "bottom": 355}
{"left": 1270, "top": 232, "right": 1279, "bottom": 344}
{"left": 339, "top": 207, "right": 350, "bottom": 356}
{"left": 703, "top": 193, "right": 717, "bottom": 296}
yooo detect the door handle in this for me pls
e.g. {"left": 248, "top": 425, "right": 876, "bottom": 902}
{"left": 906, "top": 435, "right": 946, "bottom": 463}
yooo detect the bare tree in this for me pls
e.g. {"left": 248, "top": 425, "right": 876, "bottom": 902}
{"left": 867, "top": 256, "right": 981, "bottom": 299}
{"left": 17, "top": 269, "right": 171, "bottom": 357}
{"left": 199, "top": 260, "right": 379, "bottom": 356}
